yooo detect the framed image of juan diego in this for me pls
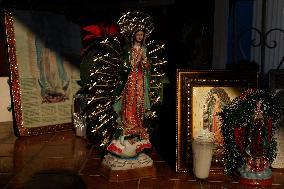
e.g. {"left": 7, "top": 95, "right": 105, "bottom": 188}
{"left": 4, "top": 9, "right": 82, "bottom": 136}
{"left": 176, "top": 70, "right": 258, "bottom": 173}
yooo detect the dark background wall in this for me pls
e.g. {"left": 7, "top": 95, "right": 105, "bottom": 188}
{"left": 0, "top": 0, "right": 215, "bottom": 167}
{"left": 0, "top": 0, "right": 215, "bottom": 76}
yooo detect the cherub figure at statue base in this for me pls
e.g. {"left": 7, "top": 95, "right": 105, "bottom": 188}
{"left": 99, "top": 134, "right": 156, "bottom": 182}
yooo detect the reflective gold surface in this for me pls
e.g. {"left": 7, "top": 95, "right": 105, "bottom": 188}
{"left": 0, "top": 121, "right": 283, "bottom": 189}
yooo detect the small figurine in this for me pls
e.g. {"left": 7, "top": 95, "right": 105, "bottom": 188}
{"left": 220, "top": 89, "right": 280, "bottom": 186}
{"left": 238, "top": 100, "right": 273, "bottom": 183}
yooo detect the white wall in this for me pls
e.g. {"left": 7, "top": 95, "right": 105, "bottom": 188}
{"left": 0, "top": 77, "right": 12, "bottom": 122}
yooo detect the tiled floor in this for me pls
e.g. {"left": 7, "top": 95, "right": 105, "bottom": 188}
{"left": 0, "top": 122, "right": 284, "bottom": 189}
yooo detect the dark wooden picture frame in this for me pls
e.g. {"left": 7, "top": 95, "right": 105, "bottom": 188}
{"left": 176, "top": 70, "right": 258, "bottom": 173}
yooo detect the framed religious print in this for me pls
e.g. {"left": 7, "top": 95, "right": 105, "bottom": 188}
{"left": 176, "top": 70, "right": 258, "bottom": 173}
{"left": 4, "top": 9, "right": 82, "bottom": 136}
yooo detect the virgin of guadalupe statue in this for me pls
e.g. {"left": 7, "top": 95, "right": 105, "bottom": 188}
{"left": 102, "top": 12, "right": 166, "bottom": 180}
{"left": 238, "top": 100, "right": 273, "bottom": 183}
{"left": 106, "top": 28, "right": 153, "bottom": 158}
{"left": 79, "top": 12, "right": 167, "bottom": 180}
{"left": 219, "top": 89, "right": 280, "bottom": 185}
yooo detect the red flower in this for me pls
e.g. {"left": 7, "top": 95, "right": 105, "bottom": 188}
{"left": 82, "top": 23, "right": 119, "bottom": 41}
{"left": 82, "top": 25, "right": 102, "bottom": 41}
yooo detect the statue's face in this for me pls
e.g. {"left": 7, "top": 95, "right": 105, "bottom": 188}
{"left": 134, "top": 31, "right": 144, "bottom": 43}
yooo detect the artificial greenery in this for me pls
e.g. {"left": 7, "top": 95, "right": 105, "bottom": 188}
{"left": 219, "top": 88, "right": 280, "bottom": 175}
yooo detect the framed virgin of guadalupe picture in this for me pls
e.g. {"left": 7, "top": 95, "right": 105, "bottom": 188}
{"left": 4, "top": 9, "right": 82, "bottom": 136}
{"left": 176, "top": 70, "right": 258, "bottom": 173}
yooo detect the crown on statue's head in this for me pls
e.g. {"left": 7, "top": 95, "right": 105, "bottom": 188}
{"left": 118, "top": 12, "right": 154, "bottom": 40}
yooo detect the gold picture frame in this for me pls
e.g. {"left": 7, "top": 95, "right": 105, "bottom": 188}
{"left": 176, "top": 69, "right": 258, "bottom": 173}
{"left": 4, "top": 9, "right": 82, "bottom": 136}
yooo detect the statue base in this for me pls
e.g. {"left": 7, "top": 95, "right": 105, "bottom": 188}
{"left": 98, "top": 153, "right": 156, "bottom": 182}
{"left": 238, "top": 176, "right": 273, "bottom": 186}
